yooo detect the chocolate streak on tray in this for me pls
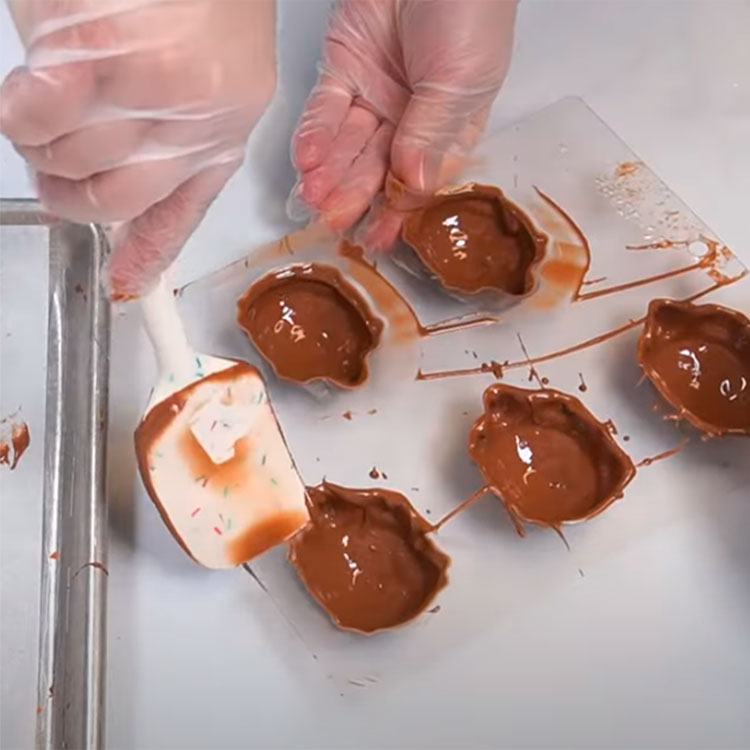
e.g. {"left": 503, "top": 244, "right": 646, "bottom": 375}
{"left": 636, "top": 438, "right": 690, "bottom": 467}
{"left": 430, "top": 487, "right": 490, "bottom": 532}
{"left": 533, "top": 189, "right": 733, "bottom": 304}
{"left": 576, "top": 238, "right": 728, "bottom": 302}
{"left": 416, "top": 274, "right": 747, "bottom": 382}
{"left": 339, "top": 241, "right": 499, "bottom": 340}
{"left": 532, "top": 188, "right": 590, "bottom": 302}
{"left": 288, "top": 482, "right": 449, "bottom": 634}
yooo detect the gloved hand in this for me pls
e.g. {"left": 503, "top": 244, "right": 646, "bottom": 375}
{"left": 289, "top": 0, "right": 517, "bottom": 251}
{"left": 1, "top": 0, "right": 277, "bottom": 298}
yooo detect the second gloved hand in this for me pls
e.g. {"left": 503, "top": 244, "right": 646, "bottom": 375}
{"left": 289, "top": 0, "right": 517, "bottom": 250}
{"left": 1, "top": 0, "right": 277, "bottom": 298}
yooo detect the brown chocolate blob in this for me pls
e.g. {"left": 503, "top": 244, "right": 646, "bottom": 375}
{"left": 638, "top": 299, "right": 750, "bottom": 436}
{"left": 0, "top": 416, "right": 30, "bottom": 470}
{"left": 237, "top": 264, "right": 383, "bottom": 387}
{"left": 288, "top": 482, "right": 450, "bottom": 634}
{"left": 468, "top": 384, "right": 635, "bottom": 528}
{"left": 402, "top": 184, "right": 547, "bottom": 295}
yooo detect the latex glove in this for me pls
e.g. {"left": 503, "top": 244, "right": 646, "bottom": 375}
{"left": 289, "top": 0, "right": 517, "bottom": 251}
{"left": 1, "top": 0, "right": 276, "bottom": 298}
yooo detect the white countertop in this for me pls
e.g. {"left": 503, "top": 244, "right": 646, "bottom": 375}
{"left": 2, "top": 1, "right": 750, "bottom": 748}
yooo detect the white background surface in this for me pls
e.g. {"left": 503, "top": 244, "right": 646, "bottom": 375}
{"left": 2, "top": 1, "right": 750, "bottom": 749}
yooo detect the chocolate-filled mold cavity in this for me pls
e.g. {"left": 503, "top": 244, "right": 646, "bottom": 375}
{"left": 469, "top": 384, "right": 635, "bottom": 528}
{"left": 401, "top": 184, "right": 547, "bottom": 296}
{"left": 288, "top": 483, "right": 450, "bottom": 634}
{"left": 638, "top": 299, "right": 750, "bottom": 436}
{"left": 237, "top": 264, "right": 384, "bottom": 388}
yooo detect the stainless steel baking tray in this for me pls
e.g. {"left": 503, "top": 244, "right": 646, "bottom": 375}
{"left": 0, "top": 200, "right": 110, "bottom": 750}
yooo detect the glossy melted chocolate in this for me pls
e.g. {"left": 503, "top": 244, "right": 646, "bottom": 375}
{"left": 638, "top": 299, "right": 750, "bottom": 436}
{"left": 469, "top": 384, "right": 635, "bottom": 527}
{"left": 237, "top": 264, "right": 383, "bottom": 387}
{"left": 402, "top": 184, "right": 546, "bottom": 295}
{"left": 288, "top": 482, "right": 450, "bottom": 634}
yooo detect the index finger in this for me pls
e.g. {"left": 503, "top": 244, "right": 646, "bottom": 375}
{"left": 292, "top": 74, "right": 353, "bottom": 172}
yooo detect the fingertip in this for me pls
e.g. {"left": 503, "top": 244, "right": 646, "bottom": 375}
{"left": 103, "top": 249, "right": 146, "bottom": 303}
{"left": 320, "top": 190, "right": 368, "bottom": 233}
{"left": 107, "top": 221, "right": 164, "bottom": 300}
{"left": 285, "top": 184, "right": 314, "bottom": 223}
{"left": 292, "top": 77, "right": 353, "bottom": 170}
{"left": 355, "top": 205, "right": 403, "bottom": 253}
{"left": 299, "top": 172, "right": 327, "bottom": 207}
{"left": 0, "top": 67, "right": 21, "bottom": 133}
{"left": 108, "top": 163, "right": 238, "bottom": 299}
{"left": 293, "top": 133, "right": 324, "bottom": 171}
{"left": 33, "top": 172, "right": 61, "bottom": 215}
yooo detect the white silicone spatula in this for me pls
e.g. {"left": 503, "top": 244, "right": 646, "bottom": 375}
{"left": 135, "top": 276, "right": 309, "bottom": 569}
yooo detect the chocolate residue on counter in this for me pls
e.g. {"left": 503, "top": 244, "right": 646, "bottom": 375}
{"left": 637, "top": 298, "right": 750, "bottom": 436}
{"left": 468, "top": 384, "right": 635, "bottom": 531}
{"left": 288, "top": 482, "right": 450, "bottom": 634}
{"left": 402, "top": 184, "right": 547, "bottom": 295}
{"left": 237, "top": 263, "right": 383, "bottom": 388}
{"left": 369, "top": 467, "right": 380, "bottom": 479}
{"left": 0, "top": 414, "right": 30, "bottom": 470}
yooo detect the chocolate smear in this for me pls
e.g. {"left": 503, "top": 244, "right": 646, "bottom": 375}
{"left": 0, "top": 414, "right": 30, "bottom": 470}
{"left": 468, "top": 384, "right": 635, "bottom": 529}
{"left": 637, "top": 299, "right": 750, "bottom": 437}
{"left": 402, "top": 184, "right": 546, "bottom": 295}
{"left": 288, "top": 482, "right": 449, "bottom": 634}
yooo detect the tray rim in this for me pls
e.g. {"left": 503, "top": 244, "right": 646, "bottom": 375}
{"left": 1, "top": 199, "right": 110, "bottom": 750}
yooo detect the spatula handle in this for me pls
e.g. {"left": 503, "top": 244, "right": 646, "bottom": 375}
{"left": 140, "top": 276, "right": 195, "bottom": 380}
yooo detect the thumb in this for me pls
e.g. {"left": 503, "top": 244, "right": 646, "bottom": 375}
{"left": 108, "top": 160, "right": 240, "bottom": 300}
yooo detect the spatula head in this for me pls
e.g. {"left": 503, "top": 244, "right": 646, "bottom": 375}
{"left": 135, "top": 362, "right": 309, "bottom": 568}
{"left": 146, "top": 353, "right": 237, "bottom": 415}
